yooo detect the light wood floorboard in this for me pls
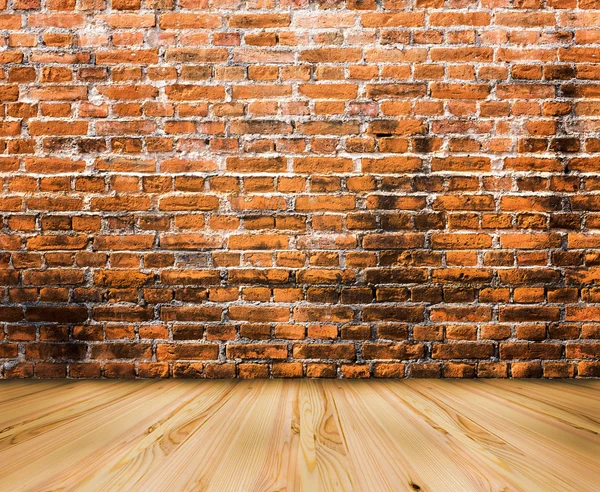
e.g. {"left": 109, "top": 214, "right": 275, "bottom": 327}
{"left": 0, "top": 380, "right": 598, "bottom": 491}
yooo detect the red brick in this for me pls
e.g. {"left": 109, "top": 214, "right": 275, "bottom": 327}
{"left": 156, "top": 344, "right": 219, "bottom": 361}
{"left": 293, "top": 344, "right": 355, "bottom": 360}
{"left": 1, "top": 2, "right": 598, "bottom": 380}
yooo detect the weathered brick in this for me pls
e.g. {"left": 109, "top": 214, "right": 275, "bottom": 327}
{"left": 432, "top": 342, "right": 494, "bottom": 360}
{"left": 156, "top": 344, "right": 219, "bottom": 361}
{"left": 226, "top": 344, "right": 288, "bottom": 360}
{"left": 293, "top": 344, "right": 355, "bottom": 360}
{"left": 0, "top": 1, "right": 596, "bottom": 380}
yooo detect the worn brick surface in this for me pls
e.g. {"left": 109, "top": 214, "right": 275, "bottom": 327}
{"left": 1, "top": 0, "right": 599, "bottom": 379}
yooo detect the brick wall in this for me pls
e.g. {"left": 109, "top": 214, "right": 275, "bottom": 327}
{"left": 1, "top": 0, "right": 600, "bottom": 379}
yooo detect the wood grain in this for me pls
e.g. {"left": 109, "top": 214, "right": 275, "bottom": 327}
{"left": 0, "top": 380, "right": 598, "bottom": 491}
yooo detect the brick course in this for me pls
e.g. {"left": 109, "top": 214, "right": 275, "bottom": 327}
{"left": 1, "top": 0, "right": 600, "bottom": 379}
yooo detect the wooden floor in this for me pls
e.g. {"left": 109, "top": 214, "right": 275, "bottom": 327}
{"left": 1, "top": 380, "right": 599, "bottom": 491}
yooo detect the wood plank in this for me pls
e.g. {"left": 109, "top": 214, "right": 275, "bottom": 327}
{"left": 0, "top": 380, "right": 598, "bottom": 491}
{"left": 405, "top": 380, "right": 600, "bottom": 491}
{"left": 295, "top": 380, "right": 355, "bottom": 491}
{"left": 35, "top": 380, "right": 237, "bottom": 490}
